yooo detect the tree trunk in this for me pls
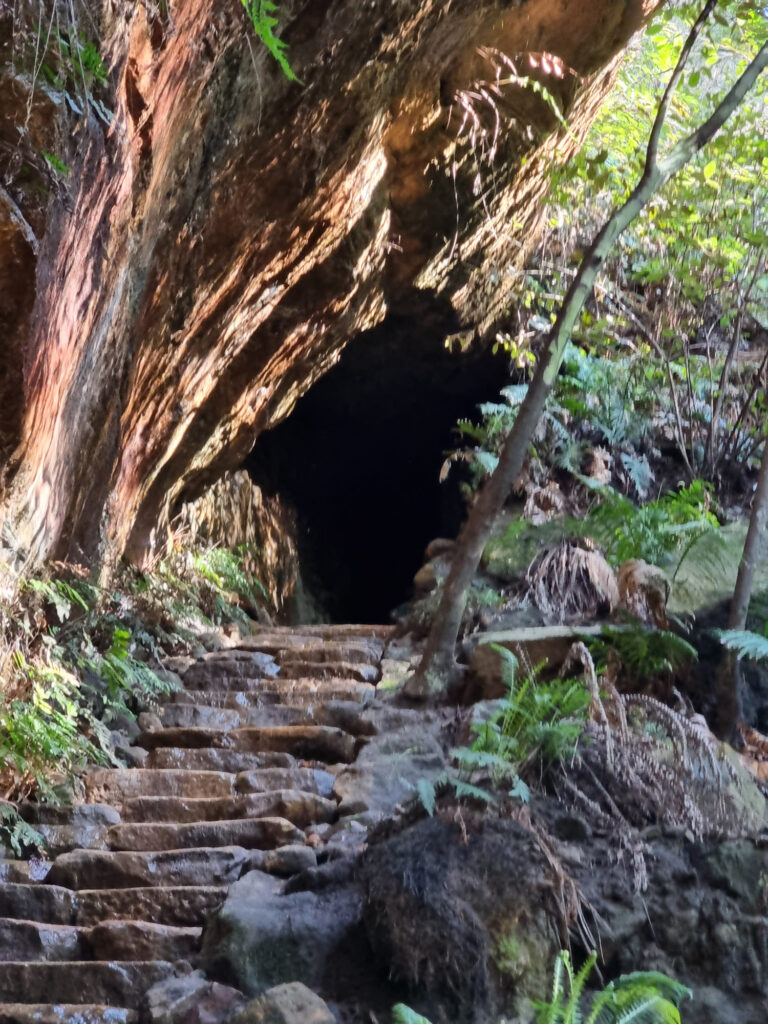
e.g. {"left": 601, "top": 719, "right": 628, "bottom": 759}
{"left": 408, "top": 8, "right": 768, "bottom": 698}
{"left": 715, "top": 426, "right": 768, "bottom": 739}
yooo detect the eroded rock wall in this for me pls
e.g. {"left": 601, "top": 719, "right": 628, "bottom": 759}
{"left": 0, "top": 0, "right": 660, "bottom": 571}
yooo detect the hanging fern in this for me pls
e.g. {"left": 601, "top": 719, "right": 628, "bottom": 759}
{"left": 715, "top": 628, "right": 768, "bottom": 663}
{"left": 240, "top": 1, "right": 299, "bottom": 81}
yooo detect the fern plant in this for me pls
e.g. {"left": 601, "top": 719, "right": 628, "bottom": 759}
{"left": 416, "top": 648, "right": 585, "bottom": 816}
{"left": 714, "top": 627, "right": 768, "bottom": 663}
{"left": 391, "top": 952, "right": 690, "bottom": 1024}
{"left": 580, "top": 480, "right": 719, "bottom": 568}
{"left": 0, "top": 803, "right": 45, "bottom": 858}
{"left": 391, "top": 1006, "right": 433, "bottom": 1024}
{"left": 473, "top": 646, "right": 590, "bottom": 772}
{"left": 587, "top": 625, "right": 697, "bottom": 681}
{"left": 533, "top": 950, "right": 691, "bottom": 1024}
{"left": 240, "top": 0, "right": 299, "bottom": 81}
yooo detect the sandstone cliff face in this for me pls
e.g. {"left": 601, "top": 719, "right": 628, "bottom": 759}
{"left": 0, "top": 0, "right": 659, "bottom": 570}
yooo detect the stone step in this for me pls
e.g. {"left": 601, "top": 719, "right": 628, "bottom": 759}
{"left": 145, "top": 749, "right": 295, "bottom": 772}
{"left": 0, "top": 920, "right": 83, "bottom": 962}
{"left": 33, "top": 825, "right": 108, "bottom": 857}
{"left": 137, "top": 725, "right": 357, "bottom": 763}
{"left": 277, "top": 643, "right": 382, "bottom": 666}
{"left": 76, "top": 886, "right": 226, "bottom": 927}
{"left": 120, "top": 790, "right": 337, "bottom": 827}
{"left": 179, "top": 675, "right": 284, "bottom": 694}
{"left": 239, "top": 624, "right": 393, "bottom": 645}
{"left": 45, "top": 846, "right": 252, "bottom": 890}
{"left": 0, "top": 919, "right": 200, "bottom": 964}
{"left": 84, "top": 921, "right": 201, "bottom": 962}
{"left": 0, "top": 1005, "right": 137, "bottom": 1024}
{"left": 157, "top": 703, "right": 309, "bottom": 730}
{"left": 0, "top": 961, "right": 180, "bottom": 1008}
{"left": 163, "top": 679, "right": 375, "bottom": 707}
{"left": 181, "top": 652, "right": 280, "bottom": 687}
{"left": 0, "top": 882, "right": 226, "bottom": 928}
{"left": 0, "top": 862, "right": 51, "bottom": 885}
{"left": 235, "top": 766, "right": 335, "bottom": 797}
{"left": 232, "top": 640, "right": 382, "bottom": 665}
{"left": 18, "top": 804, "right": 120, "bottom": 827}
{"left": 84, "top": 769, "right": 235, "bottom": 803}
{"left": 0, "top": 884, "right": 78, "bottom": 925}
{"left": 105, "top": 816, "right": 305, "bottom": 852}
{"left": 277, "top": 661, "right": 379, "bottom": 684}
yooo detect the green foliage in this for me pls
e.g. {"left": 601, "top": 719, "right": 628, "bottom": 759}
{"left": 240, "top": 1, "right": 299, "bottom": 81}
{"left": 193, "top": 546, "right": 267, "bottom": 608}
{"left": 587, "top": 625, "right": 697, "bottom": 680}
{"left": 533, "top": 950, "right": 691, "bottom": 1024}
{"left": 0, "top": 804, "right": 45, "bottom": 858}
{"left": 391, "top": 1006, "right": 433, "bottom": 1024}
{"left": 715, "top": 627, "right": 768, "bottom": 664}
{"left": 473, "top": 646, "right": 590, "bottom": 771}
{"left": 415, "top": 649, "right": 586, "bottom": 818}
{"left": 391, "top": 952, "right": 691, "bottom": 1024}
{"left": 0, "top": 655, "right": 108, "bottom": 805}
{"left": 581, "top": 480, "right": 719, "bottom": 568}
{"left": 537, "top": 5, "right": 768, "bottom": 480}
{"left": 41, "top": 150, "right": 70, "bottom": 176}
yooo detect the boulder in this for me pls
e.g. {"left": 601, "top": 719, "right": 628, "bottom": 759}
{"left": 203, "top": 870, "right": 364, "bottom": 997}
{"left": 232, "top": 983, "right": 335, "bottom": 1024}
{"left": 360, "top": 816, "right": 557, "bottom": 1023}
{"left": 147, "top": 972, "right": 245, "bottom": 1024}
{"left": 467, "top": 626, "right": 607, "bottom": 698}
{"left": 332, "top": 719, "right": 446, "bottom": 821}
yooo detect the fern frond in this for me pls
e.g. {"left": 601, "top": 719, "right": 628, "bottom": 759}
{"left": 715, "top": 628, "right": 768, "bottom": 663}
{"left": 391, "top": 1005, "right": 434, "bottom": 1024}
{"left": 241, "top": 0, "right": 299, "bottom": 81}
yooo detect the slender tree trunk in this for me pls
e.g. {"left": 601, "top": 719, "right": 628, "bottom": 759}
{"left": 715, "top": 428, "right": 768, "bottom": 739}
{"left": 407, "top": 7, "right": 768, "bottom": 698}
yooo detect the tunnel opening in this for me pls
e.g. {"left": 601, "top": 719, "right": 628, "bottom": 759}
{"left": 246, "top": 310, "right": 509, "bottom": 624}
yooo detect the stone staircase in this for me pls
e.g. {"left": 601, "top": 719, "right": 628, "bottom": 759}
{"left": 0, "top": 624, "right": 396, "bottom": 1023}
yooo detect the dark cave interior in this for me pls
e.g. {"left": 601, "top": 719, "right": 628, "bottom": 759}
{"left": 246, "top": 311, "right": 509, "bottom": 624}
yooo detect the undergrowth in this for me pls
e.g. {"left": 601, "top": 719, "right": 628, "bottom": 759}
{"left": 0, "top": 543, "right": 266, "bottom": 854}
{"left": 392, "top": 949, "right": 691, "bottom": 1024}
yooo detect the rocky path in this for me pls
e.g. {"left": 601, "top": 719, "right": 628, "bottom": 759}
{"left": 0, "top": 624, "right": 401, "bottom": 1023}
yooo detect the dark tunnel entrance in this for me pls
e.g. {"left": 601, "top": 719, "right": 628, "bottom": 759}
{"left": 245, "top": 313, "right": 509, "bottom": 624}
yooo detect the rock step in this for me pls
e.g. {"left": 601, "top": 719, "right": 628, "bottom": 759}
{"left": 0, "top": 962, "right": 180, "bottom": 1009}
{"left": 120, "top": 790, "right": 337, "bottom": 826}
{"left": 0, "top": 885, "right": 77, "bottom": 925}
{"left": 0, "top": 862, "right": 51, "bottom": 886}
{"left": 239, "top": 623, "right": 393, "bottom": 643}
{"left": 31, "top": 825, "right": 109, "bottom": 858}
{"left": 0, "top": 1005, "right": 137, "bottom": 1024}
{"left": 76, "top": 886, "right": 227, "bottom": 927}
{"left": 0, "top": 920, "right": 82, "bottom": 962}
{"left": 0, "top": 883, "right": 226, "bottom": 927}
{"left": 84, "top": 769, "right": 235, "bottom": 803}
{"left": 0, "top": 919, "right": 200, "bottom": 963}
{"left": 163, "top": 679, "right": 375, "bottom": 706}
{"left": 145, "top": 749, "right": 295, "bottom": 772}
{"left": 105, "top": 816, "right": 305, "bottom": 852}
{"left": 45, "top": 846, "right": 254, "bottom": 890}
{"left": 235, "top": 767, "right": 335, "bottom": 797}
{"left": 18, "top": 804, "right": 120, "bottom": 827}
{"left": 156, "top": 700, "right": 373, "bottom": 732}
{"left": 241, "top": 641, "right": 383, "bottom": 665}
{"left": 157, "top": 703, "right": 310, "bottom": 730}
{"left": 277, "top": 661, "right": 379, "bottom": 684}
{"left": 136, "top": 725, "right": 357, "bottom": 763}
